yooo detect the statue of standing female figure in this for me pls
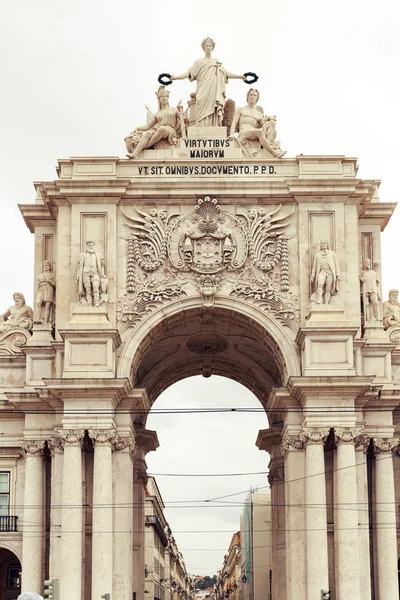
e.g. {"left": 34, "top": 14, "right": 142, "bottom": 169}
{"left": 170, "top": 38, "right": 246, "bottom": 127}
{"left": 125, "top": 86, "right": 184, "bottom": 159}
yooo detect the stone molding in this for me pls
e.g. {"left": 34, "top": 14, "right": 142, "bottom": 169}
{"left": 281, "top": 432, "right": 305, "bottom": 458}
{"left": 268, "top": 458, "right": 284, "bottom": 486}
{"left": 301, "top": 427, "right": 330, "bottom": 445}
{"left": 88, "top": 429, "right": 118, "bottom": 446}
{"left": 373, "top": 437, "right": 400, "bottom": 454}
{"left": 59, "top": 429, "right": 85, "bottom": 446}
{"left": 20, "top": 440, "right": 45, "bottom": 455}
{"left": 334, "top": 427, "right": 363, "bottom": 444}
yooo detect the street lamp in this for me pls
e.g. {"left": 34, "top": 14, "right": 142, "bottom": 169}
{"left": 241, "top": 575, "right": 247, "bottom": 584}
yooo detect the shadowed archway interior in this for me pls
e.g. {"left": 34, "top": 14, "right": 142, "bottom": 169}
{"left": 130, "top": 307, "right": 289, "bottom": 408}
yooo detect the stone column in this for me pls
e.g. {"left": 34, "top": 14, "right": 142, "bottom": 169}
{"left": 112, "top": 435, "right": 136, "bottom": 600}
{"left": 303, "top": 427, "right": 330, "bottom": 599}
{"left": 48, "top": 437, "right": 64, "bottom": 579}
{"left": 21, "top": 440, "right": 45, "bottom": 594}
{"left": 133, "top": 457, "right": 148, "bottom": 600}
{"left": 373, "top": 437, "right": 399, "bottom": 600}
{"left": 334, "top": 428, "right": 361, "bottom": 600}
{"left": 355, "top": 435, "right": 372, "bottom": 600}
{"left": 59, "top": 430, "right": 84, "bottom": 600}
{"left": 268, "top": 457, "right": 286, "bottom": 600}
{"left": 281, "top": 433, "right": 306, "bottom": 600}
{"left": 89, "top": 429, "right": 116, "bottom": 600}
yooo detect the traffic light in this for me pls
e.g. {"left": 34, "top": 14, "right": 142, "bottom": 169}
{"left": 320, "top": 590, "right": 331, "bottom": 600}
{"left": 101, "top": 595, "right": 111, "bottom": 600}
{"left": 44, "top": 578, "right": 60, "bottom": 600}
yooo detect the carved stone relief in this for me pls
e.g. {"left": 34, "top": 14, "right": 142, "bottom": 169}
{"left": 118, "top": 197, "right": 298, "bottom": 334}
{"left": 0, "top": 328, "right": 31, "bottom": 356}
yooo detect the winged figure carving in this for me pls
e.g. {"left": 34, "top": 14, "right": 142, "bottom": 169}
{"left": 248, "top": 205, "right": 294, "bottom": 271}
{"left": 123, "top": 207, "right": 169, "bottom": 272}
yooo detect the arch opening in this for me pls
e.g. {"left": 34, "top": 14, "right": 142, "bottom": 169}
{"left": 118, "top": 302, "right": 300, "bottom": 409}
{"left": 0, "top": 549, "right": 21, "bottom": 600}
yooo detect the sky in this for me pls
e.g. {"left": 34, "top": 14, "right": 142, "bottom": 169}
{"left": 1, "top": 0, "right": 400, "bottom": 576}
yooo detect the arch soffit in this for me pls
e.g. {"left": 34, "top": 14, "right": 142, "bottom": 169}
{"left": 0, "top": 541, "right": 22, "bottom": 562}
{"left": 117, "top": 296, "right": 301, "bottom": 390}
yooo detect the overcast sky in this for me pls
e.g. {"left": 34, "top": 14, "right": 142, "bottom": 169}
{"left": 1, "top": 0, "right": 400, "bottom": 576}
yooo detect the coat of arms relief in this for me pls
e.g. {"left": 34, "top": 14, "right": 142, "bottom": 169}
{"left": 117, "top": 197, "right": 299, "bottom": 333}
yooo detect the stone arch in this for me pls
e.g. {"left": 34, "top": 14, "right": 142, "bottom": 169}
{"left": 117, "top": 296, "right": 301, "bottom": 408}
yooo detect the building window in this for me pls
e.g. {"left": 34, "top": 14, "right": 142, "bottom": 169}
{"left": 0, "top": 472, "right": 10, "bottom": 516}
{"left": 8, "top": 558, "right": 21, "bottom": 588}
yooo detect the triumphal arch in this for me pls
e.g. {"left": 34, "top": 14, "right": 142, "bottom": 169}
{"left": 1, "top": 39, "right": 400, "bottom": 600}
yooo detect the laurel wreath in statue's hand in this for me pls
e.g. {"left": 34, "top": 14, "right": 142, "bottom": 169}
{"left": 243, "top": 72, "right": 259, "bottom": 84}
{"left": 158, "top": 73, "right": 173, "bottom": 86}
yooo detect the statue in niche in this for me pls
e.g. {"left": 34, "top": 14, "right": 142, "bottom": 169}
{"left": 359, "top": 258, "right": 381, "bottom": 322}
{"left": 229, "top": 89, "right": 286, "bottom": 158}
{"left": 76, "top": 241, "right": 108, "bottom": 307}
{"left": 0, "top": 292, "right": 33, "bottom": 331}
{"left": 35, "top": 260, "right": 56, "bottom": 324}
{"left": 169, "top": 38, "right": 246, "bottom": 127}
{"left": 125, "top": 86, "right": 185, "bottom": 159}
{"left": 383, "top": 289, "right": 400, "bottom": 329}
{"left": 310, "top": 240, "right": 341, "bottom": 304}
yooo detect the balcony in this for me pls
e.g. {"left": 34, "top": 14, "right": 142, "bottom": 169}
{"left": 0, "top": 516, "right": 18, "bottom": 532}
{"left": 145, "top": 515, "right": 168, "bottom": 547}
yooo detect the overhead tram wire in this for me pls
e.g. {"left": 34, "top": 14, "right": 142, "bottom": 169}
{"left": 0, "top": 406, "right": 395, "bottom": 414}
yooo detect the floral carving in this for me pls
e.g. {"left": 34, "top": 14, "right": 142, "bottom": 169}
{"left": 230, "top": 284, "right": 299, "bottom": 333}
{"left": 21, "top": 440, "right": 45, "bottom": 455}
{"left": 373, "top": 437, "right": 399, "bottom": 454}
{"left": 89, "top": 429, "right": 118, "bottom": 445}
{"left": 59, "top": 430, "right": 85, "bottom": 446}
{"left": 334, "top": 427, "right": 363, "bottom": 444}
{"left": 0, "top": 328, "right": 31, "bottom": 356}
{"left": 187, "top": 336, "right": 228, "bottom": 355}
{"left": 281, "top": 433, "right": 305, "bottom": 457}
{"left": 301, "top": 427, "right": 330, "bottom": 445}
{"left": 268, "top": 460, "right": 284, "bottom": 486}
{"left": 113, "top": 435, "right": 137, "bottom": 458}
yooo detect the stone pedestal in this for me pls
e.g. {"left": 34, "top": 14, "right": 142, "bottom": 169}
{"left": 21, "top": 440, "right": 45, "bottom": 594}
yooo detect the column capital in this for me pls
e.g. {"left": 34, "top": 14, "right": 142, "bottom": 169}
{"left": 113, "top": 434, "right": 137, "bottom": 458}
{"left": 334, "top": 427, "right": 363, "bottom": 444}
{"left": 373, "top": 437, "right": 399, "bottom": 454}
{"left": 354, "top": 434, "right": 370, "bottom": 453}
{"left": 59, "top": 429, "right": 85, "bottom": 446}
{"left": 281, "top": 432, "right": 305, "bottom": 458}
{"left": 268, "top": 457, "right": 284, "bottom": 486}
{"left": 21, "top": 440, "right": 45, "bottom": 455}
{"left": 89, "top": 428, "right": 118, "bottom": 446}
{"left": 48, "top": 436, "right": 65, "bottom": 453}
{"left": 301, "top": 427, "right": 330, "bottom": 445}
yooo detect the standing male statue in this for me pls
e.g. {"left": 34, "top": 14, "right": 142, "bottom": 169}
{"left": 359, "top": 258, "right": 381, "bottom": 321}
{"left": 310, "top": 240, "right": 341, "bottom": 305}
{"left": 76, "top": 241, "right": 106, "bottom": 307}
{"left": 35, "top": 260, "right": 56, "bottom": 323}
{"left": 170, "top": 38, "right": 245, "bottom": 127}
{"left": 383, "top": 289, "right": 400, "bottom": 329}
{"left": 229, "top": 89, "right": 286, "bottom": 158}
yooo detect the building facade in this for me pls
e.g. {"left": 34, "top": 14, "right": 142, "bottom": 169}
{"left": 0, "top": 50, "right": 400, "bottom": 600}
